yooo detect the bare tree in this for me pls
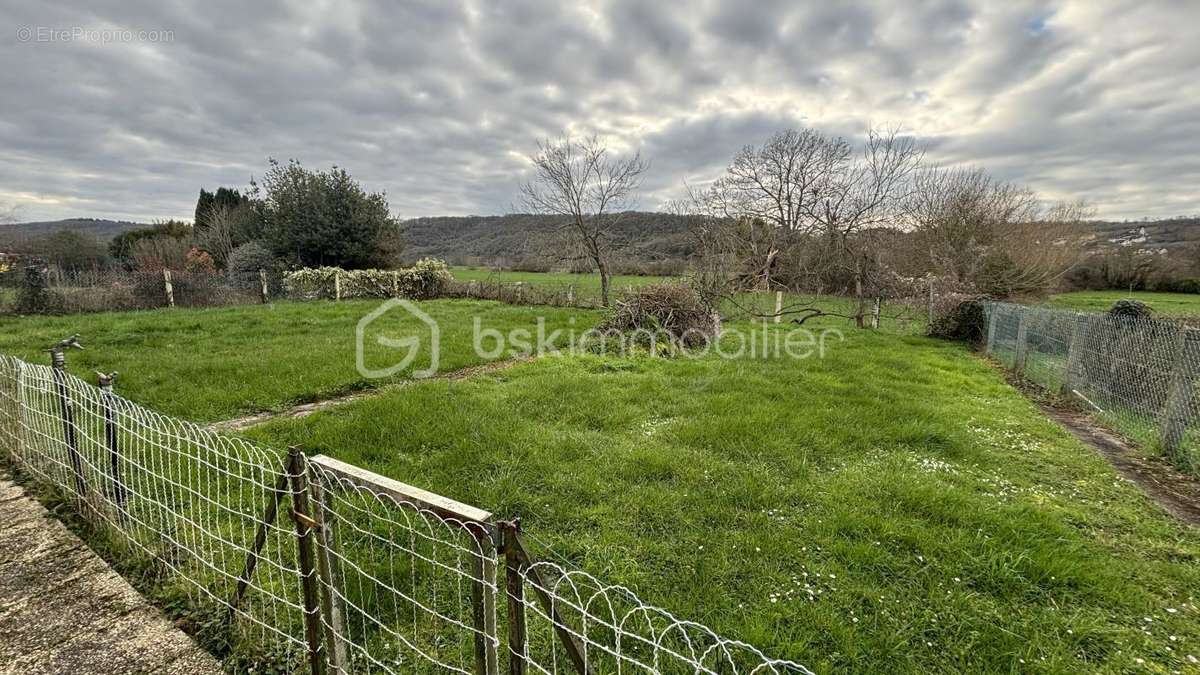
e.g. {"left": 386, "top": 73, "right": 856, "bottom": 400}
{"left": 196, "top": 202, "right": 238, "bottom": 268}
{"left": 704, "top": 129, "right": 849, "bottom": 289}
{"left": 520, "top": 134, "right": 648, "bottom": 307}
{"left": 903, "top": 167, "right": 1088, "bottom": 296}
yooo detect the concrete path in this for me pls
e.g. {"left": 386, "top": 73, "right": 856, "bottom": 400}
{"left": 0, "top": 472, "right": 222, "bottom": 674}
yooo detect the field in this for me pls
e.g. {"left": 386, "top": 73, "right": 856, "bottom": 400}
{"left": 1, "top": 298, "right": 1198, "bottom": 673}
{"left": 1047, "top": 290, "right": 1200, "bottom": 316}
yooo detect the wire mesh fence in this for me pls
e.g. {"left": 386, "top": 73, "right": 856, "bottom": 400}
{"left": 0, "top": 348, "right": 812, "bottom": 674}
{"left": 984, "top": 302, "right": 1200, "bottom": 475}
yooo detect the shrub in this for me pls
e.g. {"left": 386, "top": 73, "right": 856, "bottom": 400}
{"left": 1108, "top": 299, "right": 1153, "bottom": 320}
{"left": 227, "top": 241, "right": 282, "bottom": 293}
{"left": 597, "top": 283, "right": 719, "bottom": 348}
{"left": 283, "top": 258, "right": 452, "bottom": 300}
{"left": 928, "top": 294, "right": 989, "bottom": 343}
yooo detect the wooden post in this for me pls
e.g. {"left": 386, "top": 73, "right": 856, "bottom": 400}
{"left": 163, "top": 269, "right": 175, "bottom": 307}
{"left": 515, "top": 282, "right": 524, "bottom": 304}
{"left": 870, "top": 297, "right": 881, "bottom": 330}
{"left": 228, "top": 469, "right": 290, "bottom": 623}
{"left": 98, "top": 371, "right": 126, "bottom": 520}
{"left": 259, "top": 269, "right": 269, "bottom": 304}
{"left": 566, "top": 285, "right": 575, "bottom": 306}
{"left": 470, "top": 525, "right": 499, "bottom": 675}
{"left": 1160, "top": 328, "right": 1200, "bottom": 459}
{"left": 333, "top": 270, "right": 341, "bottom": 302}
{"left": 501, "top": 521, "right": 527, "bottom": 675}
{"left": 49, "top": 338, "right": 86, "bottom": 498}
{"left": 287, "top": 447, "right": 326, "bottom": 675}
{"left": 774, "top": 291, "right": 783, "bottom": 324}
{"left": 310, "top": 478, "right": 348, "bottom": 674}
{"left": 1014, "top": 311, "right": 1029, "bottom": 374}
{"left": 392, "top": 270, "right": 400, "bottom": 297}
{"left": 985, "top": 306, "right": 999, "bottom": 354}
{"left": 927, "top": 277, "right": 934, "bottom": 328}
{"left": 1061, "top": 314, "right": 1090, "bottom": 396}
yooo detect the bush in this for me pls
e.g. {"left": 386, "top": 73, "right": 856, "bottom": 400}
{"left": 597, "top": 283, "right": 719, "bottom": 348}
{"left": 227, "top": 241, "right": 282, "bottom": 293}
{"left": 283, "top": 258, "right": 452, "bottom": 300}
{"left": 928, "top": 294, "right": 989, "bottom": 343}
{"left": 1108, "top": 299, "right": 1153, "bottom": 320}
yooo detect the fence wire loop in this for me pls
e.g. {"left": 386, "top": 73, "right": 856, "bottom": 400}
{"left": 0, "top": 351, "right": 810, "bottom": 674}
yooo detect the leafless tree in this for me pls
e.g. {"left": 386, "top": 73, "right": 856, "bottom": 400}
{"left": 196, "top": 202, "right": 238, "bottom": 267}
{"left": 704, "top": 129, "right": 849, "bottom": 289}
{"left": 903, "top": 166, "right": 1089, "bottom": 296}
{"left": 520, "top": 134, "right": 648, "bottom": 307}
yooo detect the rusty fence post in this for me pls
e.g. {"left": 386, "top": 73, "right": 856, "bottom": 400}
{"left": 288, "top": 447, "right": 326, "bottom": 675}
{"left": 97, "top": 371, "right": 127, "bottom": 520}
{"left": 49, "top": 336, "right": 87, "bottom": 498}
{"left": 468, "top": 523, "right": 499, "bottom": 675}
{"left": 309, "top": 474, "right": 348, "bottom": 674}
{"left": 500, "top": 520, "right": 527, "bottom": 675}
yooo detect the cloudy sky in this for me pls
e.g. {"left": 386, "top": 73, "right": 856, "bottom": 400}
{"left": 2, "top": 0, "right": 1198, "bottom": 223}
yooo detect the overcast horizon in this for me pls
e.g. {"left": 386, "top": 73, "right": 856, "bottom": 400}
{"left": 3, "top": 1, "right": 1199, "bottom": 224}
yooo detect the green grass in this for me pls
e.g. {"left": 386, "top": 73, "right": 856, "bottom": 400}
{"left": 1046, "top": 290, "right": 1200, "bottom": 316}
{"left": 0, "top": 299, "right": 592, "bottom": 422}
{"left": 238, "top": 318, "right": 1200, "bottom": 673}
{"left": 2, "top": 300, "right": 1198, "bottom": 672}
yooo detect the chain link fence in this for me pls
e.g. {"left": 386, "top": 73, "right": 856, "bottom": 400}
{"left": 0, "top": 348, "right": 811, "bottom": 674}
{"left": 984, "top": 302, "right": 1200, "bottom": 475}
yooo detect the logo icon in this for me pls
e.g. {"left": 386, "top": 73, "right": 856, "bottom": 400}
{"left": 356, "top": 299, "right": 439, "bottom": 379}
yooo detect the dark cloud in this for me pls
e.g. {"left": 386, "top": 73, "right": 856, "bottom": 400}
{"left": 1, "top": 0, "right": 1197, "bottom": 222}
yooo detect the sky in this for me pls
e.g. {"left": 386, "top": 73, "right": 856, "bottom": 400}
{"left": 1, "top": 0, "right": 1198, "bottom": 223}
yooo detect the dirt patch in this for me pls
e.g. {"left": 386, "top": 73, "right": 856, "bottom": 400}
{"left": 208, "top": 356, "right": 530, "bottom": 433}
{"left": 1042, "top": 406, "right": 1200, "bottom": 527}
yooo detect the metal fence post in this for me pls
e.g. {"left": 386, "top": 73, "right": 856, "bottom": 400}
{"left": 500, "top": 520, "right": 527, "bottom": 675}
{"left": 1014, "top": 310, "right": 1029, "bottom": 374}
{"left": 97, "top": 371, "right": 127, "bottom": 520}
{"left": 287, "top": 447, "right": 326, "bottom": 675}
{"left": 49, "top": 336, "right": 87, "bottom": 498}
{"left": 470, "top": 524, "right": 499, "bottom": 675}
{"left": 163, "top": 269, "right": 175, "bottom": 307}
{"left": 1160, "top": 328, "right": 1200, "bottom": 459}
{"left": 310, "top": 477, "right": 348, "bottom": 674}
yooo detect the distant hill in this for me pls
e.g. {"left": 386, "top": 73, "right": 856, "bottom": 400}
{"left": 400, "top": 212, "right": 701, "bottom": 274}
{"left": 0, "top": 218, "right": 148, "bottom": 246}
{"left": 1081, "top": 217, "right": 1200, "bottom": 255}
{"left": 6, "top": 213, "right": 1197, "bottom": 270}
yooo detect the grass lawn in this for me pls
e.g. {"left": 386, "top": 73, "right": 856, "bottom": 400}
{"left": 235, "top": 317, "right": 1200, "bottom": 673}
{"left": 2, "top": 300, "right": 1198, "bottom": 672}
{"left": 0, "top": 299, "right": 591, "bottom": 422}
{"left": 1046, "top": 290, "right": 1200, "bottom": 316}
